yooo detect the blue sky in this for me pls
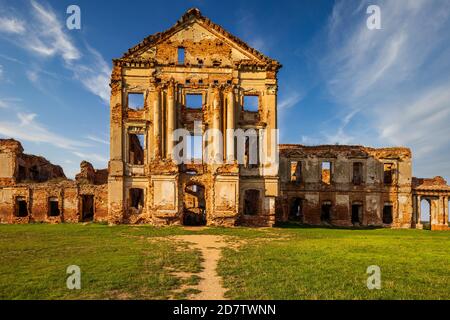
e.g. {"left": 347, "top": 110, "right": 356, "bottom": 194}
{"left": 0, "top": 0, "right": 450, "bottom": 183}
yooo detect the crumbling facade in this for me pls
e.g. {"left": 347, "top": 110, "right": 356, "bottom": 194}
{"left": 0, "top": 139, "right": 108, "bottom": 224}
{"left": 278, "top": 145, "right": 448, "bottom": 230}
{"left": 0, "top": 8, "right": 449, "bottom": 230}
{"left": 108, "top": 8, "right": 280, "bottom": 227}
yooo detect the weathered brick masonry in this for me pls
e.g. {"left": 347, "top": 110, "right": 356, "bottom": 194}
{"left": 0, "top": 9, "right": 449, "bottom": 229}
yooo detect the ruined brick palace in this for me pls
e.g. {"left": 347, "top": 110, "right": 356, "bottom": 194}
{"left": 1, "top": 9, "right": 449, "bottom": 230}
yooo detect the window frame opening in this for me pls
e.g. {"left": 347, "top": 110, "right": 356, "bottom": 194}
{"left": 321, "top": 161, "right": 332, "bottom": 185}
{"left": 243, "top": 189, "right": 261, "bottom": 216}
{"left": 185, "top": 93, "right": 203, "bottom": 109}
{"left": 244, "top": 133, "right": 259, "bottom": 169}
{"left": 177, "top": 47, "right": 185, "bottom": 65}
{"left": 185, "top": 134, "right": 203, "bottom": 163}
{"left": 183, "top": 183, "right": 206, "bottom": 226}
{"left": 321, "top": 201, "right": 332, "bottom": 223}
{"left": 420, "top": 198, "right": 431, "bottom": 229}
{"left": 351, "top": 202, "right": 363, "bottom": 225}
{"left": 352, "top": 162, "right": 363, "bottom": 185}
{"left": 15, "top": 196, "right": 28, "bottom": 217}
{"left": 382, "top": 203, "right": 393, "bottom": 224}
{"left": 48, "top": 197, "right": 60, "bottom": 217}
{"left": 81, "top": 194, "right": 94, "bottom": 222}
{"left": 290, "top": 161, "right": 302, "bottom": 184}
{"left": 129, "top": 188, "right": 144, "bottom": 213}
{"left": 289, "top": 198, "right": 304, "bottom": 222}
{"left": 128, "top": 92, "right": 145, "bottom": 110}
{"left": 383, "top": 163, "right": 394, "bottom": 185}
{"left": 243, "top": 95, "right": 259, "bottom": 112}
{"left": 128, "top": 133, "right": 145, "bottom": 165}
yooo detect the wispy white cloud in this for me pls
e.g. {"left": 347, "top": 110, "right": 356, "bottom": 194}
{"left": 27, "top": 0, "right": 80, "bottom": 61}
{"left": 278, "top": 91, "right": 303, "bottom": 109}
{"left": 72, "top": 151, "right": 108, "bottom": 163}
{"left": 318, "top": 0, "right": 450, "bottom": 179}
{"left": 0, "top": 16, "right": 26, "bottom": 34}
{"left": 86, "top": 134, "right": 109, "bottom": 145}
{"left": 0, "top": 1, "right": 110, "bottom": 104}
{"left": 0, "top": 112, "right": 89, "bottom": 150}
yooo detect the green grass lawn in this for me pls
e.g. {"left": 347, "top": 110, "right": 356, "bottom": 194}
{"left": 0, "top": 224, "right": 202, "bottom": 299}
{"left": 0, "top": 223, "right": 449, "bottom": 300}
{"left": 218, "top": 225, "right": 450, "bottom": 299}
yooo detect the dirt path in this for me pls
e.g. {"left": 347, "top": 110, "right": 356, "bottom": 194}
{"left": 174, "top": 235, "right": 228, "bottom": 300}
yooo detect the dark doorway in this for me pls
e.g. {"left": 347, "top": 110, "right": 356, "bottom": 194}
{"left": 244, "top": 189, "right": 260, "bottom": 215}
{"left": 289, "top": 198, "right": 303, "bottom": 222}
{"left": 183, "top": 184, "right": 206, "bottom": 226}
{"left": 383, "top": 204, "right": 393, "bottom": 224}
{"left": 129, "top": 188, "right": 144, "bottom": 212}
{"left": 81, "top": 195, "right": 94, "bottom": 222}
{"left": 321, "top": 201, "right": 332, "bottom": 223}
{"left": 15, "top": 197, "right": 28, "bottom": 217}
{"left": 48, "top": 197, "right": 60, "bottom": 216}
{"left": 352, "top": 203, "right": 362, "bottom": 224}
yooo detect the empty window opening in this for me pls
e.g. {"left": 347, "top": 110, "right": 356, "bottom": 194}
{"left": 198, "top": 79, "right": 203, "bottom": 84}
{"left": 243, "top": 95, "right": 259, "bottom": 112}
{"left": 353, "top": 162, "right": 363, "bottom": 185}
{"left": 420, "top": 198, "right": 431, "bottom": 229}
{"left": 384, "top": 163, "right": 394, "bottom": 185}
{"left": 321, "top": 162, "right": 332, "bottom": 185}
{"left": 17, "top": 165, "right": 26, "bottom": 182}
{"left": 81, "top": 195, "right": 94, "bottom": 222}
{"left": 129, "top": 134, "right": 145, "bottom": 165}
{"left": 213, "top": 80, "right": 219, "bottom": 85}
{"left": 186, "top": 94, "right": 202, "bottom": 109}
{"left": 129, "top": 188, "right": 144, "bottom": 211}
{"left": 128, "top": 93, "right": 144, "bottom": 110}
{"left": 48, "top": 197, "right": 60, "bottom": 217}
{"left": 383, "top": 203, "right": 393, "bottom": 224}
{"left": 183, "top": 184, "right": 206, "bottom": 226}
{"left": 177, "top": 47, "right": 185, "bottom": 64}
{"left": 15, "top": 197, "right": 28, "bottom": 217}
{"left": 186, "top": 135, "right": 203, "bottom": 162}
{"left": 244, "top": 134, "right": 259, "bottom": 168}
{"left": 290, "top": 161, "right": 302, "bottom": 183}
{"left": 244, "top": 189, "right": 260, "bottom": 216}
{"left": 352, "top": 203, "right": 363, "bottom": 225}
{"left": 289, "top": 198, "right": 303, "bottom": 222}
{"left": 321, "top": 201, "right": 332, "bottom": 223}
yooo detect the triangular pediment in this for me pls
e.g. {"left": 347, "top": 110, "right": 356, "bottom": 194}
{"left": 119, "top": 8, "right": 280, "bottom": 69}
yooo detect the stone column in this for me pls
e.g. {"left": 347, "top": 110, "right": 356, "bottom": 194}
{"left": 226, "top": 87, "right": 235, "bottom": 163}
{"left": 416, "top": 195, "right": 422, "bottom": 229}
{"left": 212, "top": 87, "right": 222, "bottom": 163}
{"left": 166, "top": 81, "right": 176, "bottom": 160}
{"left": 445, "top": 196, "right": 449, "bottom": 225}
{"left": 108, "top": 64, "right": 125, "bottom": 223}
{"left": 153, "top": 86, "right": 161, "bottom": 159}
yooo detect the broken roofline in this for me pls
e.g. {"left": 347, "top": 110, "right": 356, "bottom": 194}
{"left": 115, "top": 8, "right": 281, "bottom": 69}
